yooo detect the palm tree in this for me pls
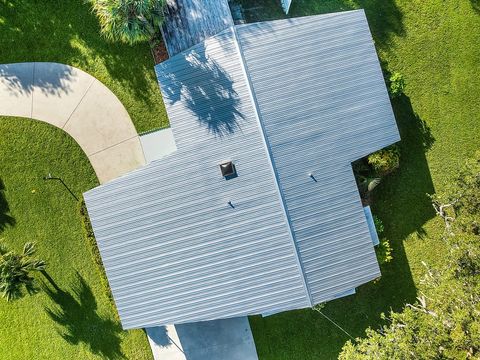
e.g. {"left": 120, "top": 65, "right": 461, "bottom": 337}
{"left": 0, "top": 242, "right": 46, "bottom": 301}
{"left": 90, "top": 0, "right": 166, "bottom": 45}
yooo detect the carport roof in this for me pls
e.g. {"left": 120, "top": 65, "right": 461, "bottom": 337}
{"left": 84, "top": 10, "right": 400, "bottom": 329}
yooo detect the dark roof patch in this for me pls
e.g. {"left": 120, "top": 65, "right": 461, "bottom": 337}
{"left": 161, "top": 0, "right": 233, "bottom": 56}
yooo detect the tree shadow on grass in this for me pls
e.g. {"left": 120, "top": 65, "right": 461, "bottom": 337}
{"left": 234, "top": 0, "right": 404, "bottom": 49}
{"left": 0, "top": 178, "right": 15, "bottom": 232}
{"left": 43, "top": 272, "right": 125, "bottom": 359}
{"left": 0, "top": 0, "right": 156, "bottom": 105}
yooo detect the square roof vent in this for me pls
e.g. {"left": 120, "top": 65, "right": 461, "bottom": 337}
{"left": 219, "top": 161, "right": 237, "bottom": 179}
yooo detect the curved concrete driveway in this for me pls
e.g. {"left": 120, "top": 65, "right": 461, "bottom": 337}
{"left": 0, "top": 62, "right": 146, "bottom": 183}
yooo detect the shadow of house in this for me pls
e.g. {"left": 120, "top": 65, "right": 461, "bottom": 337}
{"left": 44, "top": 273, "right": 125, "bottom": 359}
{"left": 0, "top": 179, "right": 15, "bottom": 233}
{"left": 374, "top": 94, "right": 436, "bottom": 238}
{"left": 248, "top": 94, "right": 436, "bottom": 359}
{"left": 355, "top": 93, "right": 436, "bottom": 320}
{"left": 160, "top": 42, "right": 246, "bottom": 137}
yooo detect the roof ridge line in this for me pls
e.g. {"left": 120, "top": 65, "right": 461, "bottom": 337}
{"left": 231, "top": 25, "right": 314, "bottom": 307}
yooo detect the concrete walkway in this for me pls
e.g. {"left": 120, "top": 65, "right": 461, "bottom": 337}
{"left": 0, "top": 62, "right": 146, "bottom": 183}
{"left": 146, "top": 317, "right": 258, "bottom": 360}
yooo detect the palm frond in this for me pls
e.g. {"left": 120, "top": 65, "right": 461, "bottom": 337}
{"left": 0, "top": 241, "right": 8, "bottom": 256}
{"left": 22, "top": 242, "right": 36, "bottom": 257}
{"left": 0, "top": 242, "right": 46, "bottom": 301}
{"left": 367, "top": 178, "right": 381, "bottom": 192}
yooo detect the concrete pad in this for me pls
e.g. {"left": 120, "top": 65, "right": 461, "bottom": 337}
{"left": 32, "top": 62, "right": 94, "bottom": 128}
{"left": 140, "top": 128, "right": 177, "bottom": 163}
{"left": 64, "top": 79, "right": 138, "bottom": 156}
{"left": 89, "top": 136, "right": 146, "bottom": 184}
{"left": 146, "top": 317, "right": 258, "bottom": 360}
{"left": 0, "top": 62, "right": 34, "bottom": 118}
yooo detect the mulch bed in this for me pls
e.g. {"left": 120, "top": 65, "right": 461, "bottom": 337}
{"left": 151, "top": 40, "right": 169, "bottom": 65}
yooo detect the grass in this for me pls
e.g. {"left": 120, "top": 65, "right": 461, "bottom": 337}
{"left": 234, "top": 0, "right": 480, "bottom": 359}
{"left": 0, "top": 117, "right": 152, "bottom": 359}
{"left": 0, "top": 0, "right": 168, "bottom": 133}
{"left": 1, "top": 0, "right": 479, "bottom": 359}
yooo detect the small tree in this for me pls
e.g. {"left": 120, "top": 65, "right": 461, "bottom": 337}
{"left": 0, "top": 242, "right": 46, "bottom": 301}
{"left": 90, "top": 0, "right": 166, "bottom": 45}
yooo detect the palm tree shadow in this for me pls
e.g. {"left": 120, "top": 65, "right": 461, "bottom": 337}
{"left": 0, "top": 178, "right": 15, "bottom": 233}
{"left": 43, "top": 272, "right": 125, "bottom": 359}
{"left": 158, "top": 39, "right": 246, "bottom": 138}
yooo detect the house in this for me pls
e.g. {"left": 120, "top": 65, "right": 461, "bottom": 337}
{"left": 84, "top": 6, "right": 400, "bottom": 330}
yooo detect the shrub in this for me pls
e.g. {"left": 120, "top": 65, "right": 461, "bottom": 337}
{"left": 373, "top": 216, "right": 393, "bottom": 264}
{"left": 376, "top": 239, "right": 393, "bottom": 265}
{"left": 368, "top": 145, "right": 400, "bottom": 176}
{"left": 373, "top": 215, "right": 385, "bottom": 234}
{"left": 90, "top": 0, "right": 166, "bottom": 45}
{"left": 388, "top": 72, "right": 406, "bottom": 98}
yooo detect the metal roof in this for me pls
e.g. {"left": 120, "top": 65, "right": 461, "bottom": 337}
{"left": 161, "top": 0, "right": 233, "bottom": 56}
{"left": 84, "top": 10, "right": 400, "bottom": 329}
{"left": 236, "top": 10, "right": 400, "bottom": 303}
{"left": 84, "top": 28, "right": 310, "bottom": 329}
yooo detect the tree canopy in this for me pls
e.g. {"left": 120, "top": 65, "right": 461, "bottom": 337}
{"left": 339, "top": 152, "right": 480, "bottom": 359}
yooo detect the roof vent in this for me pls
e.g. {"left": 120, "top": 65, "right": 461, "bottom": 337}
{"left": 219, "top": 161, "right": 237, "bottom": 179}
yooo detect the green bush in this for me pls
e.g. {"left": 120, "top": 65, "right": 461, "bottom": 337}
{"left": 376, "top": 239, "right": 393, "bottom": 265}
{"left": 389, "top": 72, "right": 406, "bottom": 98}
{"left": 373, "top": 216, "right": 393, "bottom": 264}
{"left": 90, "top": 0, "right": 166, "bottom": 45}
{"left": 368, "top": 145, "right": 400, "bottom": 176}
{"left": 373, "top": 215, "right": 385, "bottom": 234}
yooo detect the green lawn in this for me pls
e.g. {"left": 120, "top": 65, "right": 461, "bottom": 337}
{"left": 235, "top": 0, "right": 480, "bottom": 359}
{"left": 1, "top": 1, "right": 479, "bottom": 359}
{"left": 0, "top": 118, "right": 153, "bottom": 359}
{"left": 0, "top": 1, "right": 166, "bottom": 358}
{"left": 0, "top": 0, "right": 168, "bottom": 133}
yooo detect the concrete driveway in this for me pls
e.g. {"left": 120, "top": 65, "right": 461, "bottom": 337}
{"left": 146, "top": 317, "right": 258, "bottom": 360}
{"left": 0, "top": 62, "right": 146, "bottom": 183}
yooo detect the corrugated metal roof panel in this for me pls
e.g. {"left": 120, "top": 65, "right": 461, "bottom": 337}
{"left": 161, "top": 0, "right": 233, "bottom": 56}
{"left": 236, "top": 10, "right": 399, "bottom": 304}
{"left": 84, "top": 28, "right": 309, "bottom": 329}
{"left": 85, "top": 10, "right": 401, "bottom": 329}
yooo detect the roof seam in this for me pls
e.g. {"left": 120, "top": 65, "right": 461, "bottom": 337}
{"left": 232, "top": 25, "right": 314, "bottom": 307}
